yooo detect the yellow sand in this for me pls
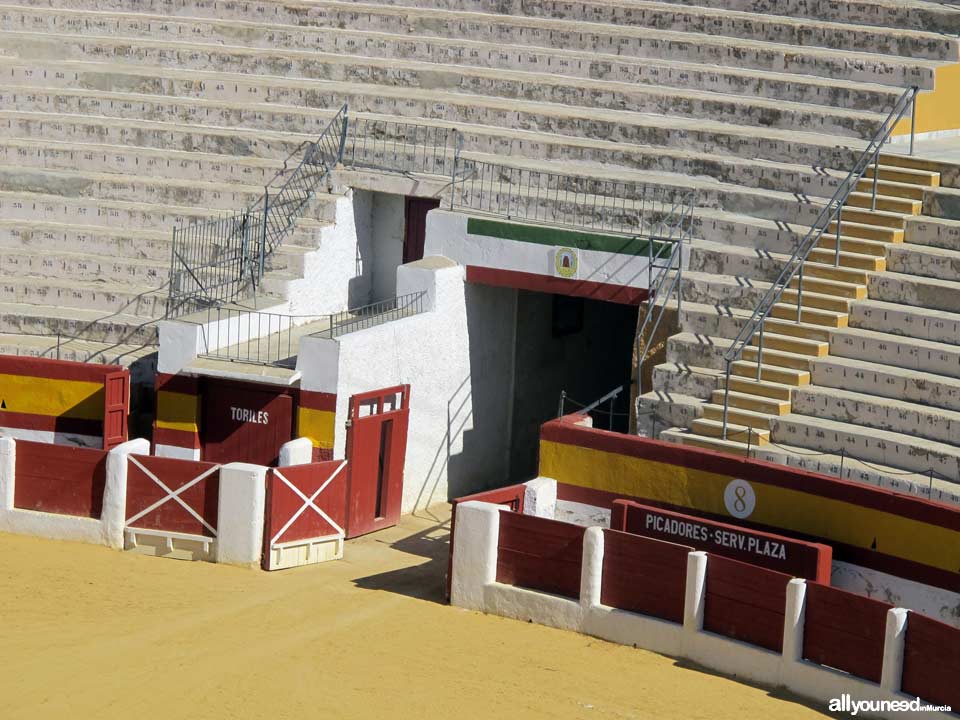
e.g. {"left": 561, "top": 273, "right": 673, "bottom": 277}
{"left": 0, "top": 507, "right": 828, "bottom": 720}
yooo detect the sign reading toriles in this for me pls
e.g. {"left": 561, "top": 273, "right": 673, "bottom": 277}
{"left": 610, "top": 499, "right": 832, "bottom": 581}
{"left": 230, "top": 406, "right": 270, "bottom": 425}
{"left": 553, "top": 247, "right": 579, "bottom": 279}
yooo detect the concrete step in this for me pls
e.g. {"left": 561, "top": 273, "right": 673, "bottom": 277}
{"left": 0, "top": 275, "right": 167, "bottom": 317}
{"left": 0, "top": 31, "right": 886, "bottom": 137}
{"left": 0, "top": 1, "right": 943, "bottom": 87}
{"left": 847, "top": 298, "right": 960, "bottom": 347}
{"left": 731, "top": 359, "right": 810, "bottom": 386}
{"left": 636, "top": 390, "right": 704, "bottom": 436}
{"left": 0, "top": 4, "right": 914, "bottom": 112}
{"left": 689, "top": 418, "right": 769, "bottom": 445}
{"left": 0, "top": 245, "right": 167, "bottom": 285}
{"left": 880, "top": 153, "right": 960, "bottom": 188}
{"left": 922, "top": 185, "right": 960, "bottom": 220}
{"left": 0, "top": 300, "right": 159, "bottom": 344}
{"left": 769, "top": 301, "right": 848, "bottom": 328}
{"left": 723, "top": 375, "right": 795, "bottom": 401}
{"left": 659, "top": 427, "right": 751, "bottom": 457}
{"left": 757, "top": 317, "right": 832, "bottom": 342}
{"left": 830, "top": 326, "right": 960, "bottom": 381}
{"left": 786, "top": 274, "right": 867, "bottom": 299}
{"left": 816, "top": 234, "right": 890, "bottom": 258}
{"left": 844, "top": 191, "right": 922, "bottom": 215}
{"left": 650, "top": 362, "right": 721, "bottom": 400}
{"left": 792, "top": 384, "right": 960, "bottom": 448}
{"left": 0, "top": 331, "right": 157, "bottom": 368}
{"left": 709, "top": 389, "right": 789, "bottom": 415}
{"left": 701, "top": 403, "right": 775, "bottom": 430}
{"left": 827, "top": 218, "right": 903, "bottom": 243}
{"left": 769, "top": 412, "right": 960, "bottom": 482}
{"left": 833, "top": 205, "right": 909, "bottom": 230}
{"left": 865, "top": 163, "right": 941, "bottom": 188}
{"left": 811, "top": 354, "right": 960, "bottom": 415}
{"left": 806, "top": 247, "right": 886, "bottom": 271}
{"left": 885, "top": 242, "right": 960, "bottom": 282}
{"left": 750, "top": 330, "right": 828, "bottom": 357}
{"left": 854, "top": 176, "right": 926, "bottom": 202}
{"left": 904, "top": 215, "right": 960, "bottom": 253}
{"left": 779, "top": 288, "right": 853, "bottom": 313}
{"left": 867, "top": 271, "right": 960, "bottom": 314}
{"left": 742, "top": 346, "right": 815, "bottom": 371}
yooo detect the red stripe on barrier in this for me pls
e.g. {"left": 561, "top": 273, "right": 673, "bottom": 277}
{"left": 0, "top": 410, "right": 102, "bottom": 436}
{"left": 300, "top": 390, "right": 337, "bottom": 412}
{"left": 0, "top": 355, "right": 121, "bottom": 382}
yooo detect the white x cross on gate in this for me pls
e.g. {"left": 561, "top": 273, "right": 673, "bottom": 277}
{"left": 271, "top": 461, "right": 347, "bottom": 547}
{"left": 126, "top": 456, "right": 221, "bottom": 537}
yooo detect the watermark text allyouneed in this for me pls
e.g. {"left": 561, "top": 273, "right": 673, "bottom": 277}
{"left": 829, "top": 694, "right": 951, "bottom": 716}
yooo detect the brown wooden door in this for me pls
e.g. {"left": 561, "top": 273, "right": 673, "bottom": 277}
{"left": 102, "top": 368, "right": 130, "bottom": 450}
{"left": 344, "top": 385, "right": 410, "bottom": 538}
{"left": 403, "top": 197, "right": 441, "bottom": 264}
{"left": 201, "top": 381, "right": 293, "bottom": 466}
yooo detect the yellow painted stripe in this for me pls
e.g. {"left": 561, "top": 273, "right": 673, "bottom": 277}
{"left": 540, "top": 439, "right": 960, "bottom": 575}
{"left": 893, "top": 63, "right": 960, "bottom": 137}
{"left": 155, "top": 390, "right": 199, "bottom": 434}
{"left": 0, "top": 373, "right": 102, "bottom": 419}
{"left": 297, "top": 406, "right": 335, "bottom": 449}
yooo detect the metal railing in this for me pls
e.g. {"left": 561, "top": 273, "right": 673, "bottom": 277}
{"left": 312, "top": 291, "right": 427, "bottom": 340}
{"left": 558, "top": 385, "right": 625, "bottom": 431}
{"left": 718, "top": 86, "right": 919, "bottom": 439}
{"left": 634, "top": 235, "right": 686, "bottom": 396}
{"left": 167, "top": 104, "right": 349, "bottom": 317}
{"left": 199, "top": 306, "right": 325, "bottom": 367}
{"left": 450, "top": 157, "right": 695, "bottom": 240}
{"left": 342, "top": 117, "right": 458, "bottom": 177}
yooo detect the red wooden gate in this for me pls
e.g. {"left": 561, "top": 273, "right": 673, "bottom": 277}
{"left": 103, "top": 368, "right": 129, "bottom": 450}
{"left": 201, "top": 380, "right": 294, "bottom": 466}
{"left": 262, "top": 460, "right": 348, "bottom": 570}
{"left": 403, "top": 197, "right": 440, "bottom": 263}
{"left": 124, "top": 454, "right": 221, "bottom": 559}
{"left": 344, "top": 385, "right": 410, "bottom": 538}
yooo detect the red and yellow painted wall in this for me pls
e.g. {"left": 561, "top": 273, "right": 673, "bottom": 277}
{"left": 893, "top": 63, "right": 960, "bottom": 140}
{"left": 539, "top": 416, "right": 960, "bottom": 594}
{"left": 0, "top": 356, "right": 128, "bottom": 449}
{"left": 153, "top": 373, "right": 336, "bottom": 462}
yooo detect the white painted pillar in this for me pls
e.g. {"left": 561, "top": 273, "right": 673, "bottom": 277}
{"left": 523, "top": 477, "right": 557, "bottom": 518}
{"left": 102, "top": 438, "right": 150, "bottom": 550}
{"left": 880, "top": 608, "right": 909, "bottom": 693}
{"left": 279, "top": 437, "right": 314, "bottom": 467}
{"left": 781, "top": 578, "right": 808, "bottom": 684}
{"left": 580, "top": 527, "right": 604, "bottom": 609}
{"left": 683, "top": 551, "right": 708, "bottom": 633}
{"left": 0, "top": 437, "right": 15, "bottom": 514}
{"left": 450, "top": 501, "right": 501, "bottom": 612}
{"left": 215, "top": 462, "right": 268, "bottom": 566}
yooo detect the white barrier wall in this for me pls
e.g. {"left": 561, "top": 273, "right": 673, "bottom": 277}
{"left": 451, "top": 501, "right": 954, "bottom": 720}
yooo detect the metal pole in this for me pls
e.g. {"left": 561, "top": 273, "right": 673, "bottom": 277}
{"left": 338, "top": 103, "right": 349, "bottom": 164}
{"left": 796, "top": 264, "right": 804, "bottom": 324}
{"left": 260, "top": 190, "right": 268, "bottom": 282}
{"left": 870, "top": 155, "right": 880, "bottom": 211}
{"left": 929, "top": 468, "right": 934, "bottom": 495}
{"left": 834, "top": 204, "right": 843, "bottom": 268}
{"left": 910, "top": 89, "right": 917, "bottom": 157}
{"left": 755, "top": 323, "right": 765, "bottom": 381}
{"left": 721, "top": 360, "right": 732, "bottom": 440}
{"left": 558, "top": 390, "right": 566, "bottom": 418}
{"left": 676, "top": 241, "right": 683, "bottom": 319}
{"left": 839, "top": 447, "right": 845, "bottom": 479}
{"left": 608, "top": 395, "right": 614, "bottom": 431}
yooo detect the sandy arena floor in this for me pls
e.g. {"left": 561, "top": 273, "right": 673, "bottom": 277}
{"left": 0, "top": 506, "right": 830, "bottom": 720}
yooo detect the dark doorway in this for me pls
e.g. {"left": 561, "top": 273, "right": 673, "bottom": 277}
{"left": 403, "top": 196, "right": 441, "bottom": 264}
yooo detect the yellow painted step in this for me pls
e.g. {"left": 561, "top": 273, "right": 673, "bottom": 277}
{"left": 780, "top": 288, "right": 853, "bottom": 313}
{"left": 787, "top": 275, "right": 866, "bottom": 299}
{"left": 770, "top": 302, "right": 848, "bottom": 328}
{"left": 710, "top": 389, "right": 790, "bottom": 415}
{"left": 724, "top": 375, "right": 795, "bottom": 401}
{"left": 807, "top": 248, "right": 886, "bottom": 271}
{"left": 854, "top": 177, "right": 926, "bottom": 201}
{"left": 828, "top": 220, "right": 904, "bottom": 243}
{"left": 802, "top": 259, "right": 871, "bottom": 284}
{"left": 749, "top": 330, "right": 829, "bottom": 356}
{"left": 690, "top": 418, "right": 769, "bottom": 445}
{"left": 816, "top": 235, "right": 890, "bottom": 258}
{"left": 866, "top": 163, "right": 940, "bottom": 188}
{"left": 761, "top": 318, "right": 832, "bottom": 342}
{"left": 673, "top": 432, "right": 751, "bottom": 457}
{"left": 835, "top": 206, "right": 906, "bottom": 229}
{"left": 702, "top": 403, "right": 775, "bottom": 429}
{"left": 731, "top": 359, "right": 811, "bottom": 385}
{"left": 742, "top": 346, "right": 815, "bottom": 371}
{"left": 845, "top": 191, "right": 921, "bottom": 215}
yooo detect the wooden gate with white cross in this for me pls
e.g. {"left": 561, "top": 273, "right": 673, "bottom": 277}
{"left": 124, "top": 454, "right": 222, "bottom": 561}
{"left": 262, "top": 460, "right": 348, "bottom": 570}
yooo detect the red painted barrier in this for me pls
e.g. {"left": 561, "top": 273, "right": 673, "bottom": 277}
{"left": 901, "top": 612, "right": 960, "bottom": 710}
{"left": 13, "top": 440, "right": 108, "bottom": 518}
{"left": 803, "top": 582, "right": 892, "bottom": 683}
{"left": 125, "top": 455, "right": 220, "bottom": 537}
{"left": 496, "top": 510, "right": 584, "bottom": 599}
{"left": 612, "top": 499, "right": 832, "bottom": 583}
{"left": 601, "top": 529, "right": 690, "bottom": 623}
{"left": 446, "top": 483, "right": 527, "bottom": 600}
{"left": 704, "top": 554, "right": 791, "bottom": 652}
{"left": 263, "top": 460, "right": 348, "bottom": 569}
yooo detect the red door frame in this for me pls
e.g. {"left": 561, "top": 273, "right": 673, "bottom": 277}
{"left": 344, "top": 385, "right": 411, "bottom": 538}
{"left": 103, "top": 368, "right": 130, "bottom": 450}
{"left": 403, "top": 197, "right": 440, "bottom": 264}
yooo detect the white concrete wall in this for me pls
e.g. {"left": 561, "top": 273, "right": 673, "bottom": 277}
{"left": 451, "top": 502, "right": 955, "bottom": 720}
{"left": 299, "top": 257, "right": 517, "bottom": 514}
{"left": 371, "top": 193, "right": 406, "bottom": 302}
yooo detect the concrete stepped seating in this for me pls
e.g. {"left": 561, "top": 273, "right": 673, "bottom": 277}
{"left": 0, "top": 31, "right": 888, "bottom": 138}
{"left": 848, "top": 298, "right": 960, "bottom": 346}
{"left": 769, "top": 413, "right": 960, "bottom": 483}
{"left": 0, "top": 6, "right": 914, "bottom": 112}
{"left": 0, "top": 330, "right": 158, "bottom": 367}
{"left": 886, "top": 242, "right": 960, "bottom": 281}
{"left": 830, "top": 326, "right": 960, "bottom": 381}
{"left": 0, "top": 300, "right": 159, "bottom": 345}
{"left": 867, "top": 270, "right": 960, "bottom": 314}
{"left": 791, "top": 384, "right": 960, "bottom": 449}
{"left": 811, "top": 355, "right": 960, "bottom": 415}
{"left": 904, "top": 215, "right": 960, "bottom": 252}
{"left": 0, "top": 0, "right": 945, "bottom": 87}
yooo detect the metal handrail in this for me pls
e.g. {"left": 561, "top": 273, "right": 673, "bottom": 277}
{"left": 719, "top": 85, "right": 919, "bottom": 439}
{"left": 312, "top": 291, "right": 427, "bottom": 340}
{"left": 558, "top": 385, "right": 625, "bottom": 430}
{"left": 199, "top": 306, "right": 325, "bottom": 367}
